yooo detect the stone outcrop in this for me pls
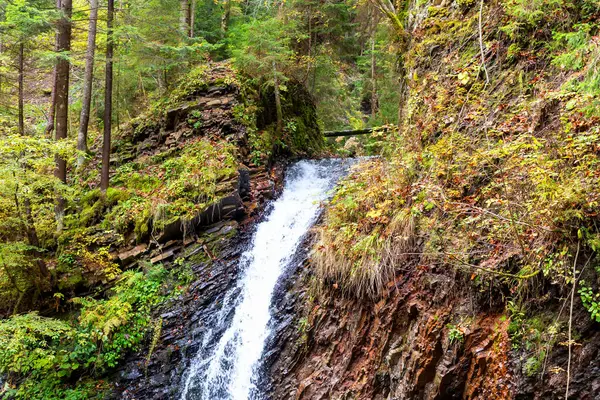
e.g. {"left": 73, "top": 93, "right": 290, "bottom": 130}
{"left": 112, "top": 160, "right": 286, "bottom": 399}
{"left": 266, "top": 265, "right": 600, "bottom": 400}
{"left": 113, "top": 64, "right": 247, "bottom": 166}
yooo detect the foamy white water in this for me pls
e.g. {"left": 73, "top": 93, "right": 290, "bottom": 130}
{"left": 180, "top": 159, "right": 351, "bottom": 400}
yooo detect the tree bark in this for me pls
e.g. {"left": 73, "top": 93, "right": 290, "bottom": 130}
{"left": 273, "top": 62, "right": 283, "bottom": 137}
{"left": 45, "top": 0, "right": 62, "bottom": 137}
{"left": 18, "top": 42, "right": 24, "bottom": 136}
{"left": 370, "top": 38, "right": 378, "bottom": 118}
{"left": 77, "top": 0, "right": 99, "bottom": 167}
{"left": 190, "top": 0, "right": 196, "bottom": 38}
{"left": 180, "top": 0, "right": 190, "bottom": 36}
{"left": 54, "top": 0, "right": 72, "bottom": 232}
{"left": 101, "top": 0, "right": 115, "bottom": 192}
{"left": 45, "top": 67, "right": 57, "bottom": 137}
{"left": 221, "top": 0, "right": 231, "bottom": 33}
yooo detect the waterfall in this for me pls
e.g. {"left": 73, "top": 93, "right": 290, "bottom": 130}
{"left": 179, "top": 159, "right": 350, "bottom": 400}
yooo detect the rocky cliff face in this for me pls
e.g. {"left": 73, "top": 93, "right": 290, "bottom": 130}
{"left": 267, "top": 263, "right": 600, "bottom": 400}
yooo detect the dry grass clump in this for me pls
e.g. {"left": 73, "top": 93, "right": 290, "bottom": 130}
{"left": 312, "top": 159, "right": 417, "bottom": 299}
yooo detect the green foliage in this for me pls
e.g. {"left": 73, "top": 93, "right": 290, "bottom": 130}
{"left": 167, "top": 64, "right": 211, "bottom": 104}
{"left": 0, "top": 313, "right": 104, "bottom": 399}
{"left": 73, "top": 266, "right": 166, "bottom": 370}
{"left": 0, "top": 242, "right": 37, "bottom": 308}
{"left": 551, "top": 23, "right": 593, "bottom": 71}
{"left": 447, "top": 323, "right": 465, "bottom": 344}
{"left": 106, "top": 138, "right": 237, "bottom": 239}
{"left": 0, "top": 262, "right": 182, "bottom": 398}
{"left": 0, "top": 313, "right": 74, "bottom": 376}
{"left": 506, "top": 300, "right": 559, "bottom": 377}
{"left": 112, "top": 0, "right": 213, "bottom": 115}
{"left": 0, "top": 134, "right": 75, "bottom": 243}
{"left": 501, "top": 0, "right": 567, "bottom": 41}
{"left": 579, "top": 282, "right": 600, "bottom": 322}
{"left": 0, "top": 134, "right": 79, "bottom": 307}
{"left": 229, "top": 17, "right": 294, "bottom": 86}
{"left": 0, "top": 0, "right": 54, "bottom": 42}
{"left": 523, "top": 351, "right": 546, "bottom": 377}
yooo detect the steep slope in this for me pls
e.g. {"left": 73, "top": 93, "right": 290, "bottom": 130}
{"left": 268, "top": 1, "right": 600, "bottom": 399}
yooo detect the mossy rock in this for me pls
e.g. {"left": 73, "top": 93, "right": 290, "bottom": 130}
{"left": 255, "top": 81, "right": 324, "bottom": 157}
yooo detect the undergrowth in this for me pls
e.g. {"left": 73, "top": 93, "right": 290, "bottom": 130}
{"left": 312, "top": 0, "right": 600, "bottom": 321}
{"left": 71, "top": 138, "right": 237, "bottom": 245}
{"left": 0, "top": 262, "right": 185, "bottom": 399}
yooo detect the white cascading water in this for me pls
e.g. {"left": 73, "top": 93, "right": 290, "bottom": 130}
{"left": 180, "top": 159, "right": 351, "bottom": 400}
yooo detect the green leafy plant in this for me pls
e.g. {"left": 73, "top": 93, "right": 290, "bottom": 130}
{"left": 447, "top": 323, "right": 465, "bottom": 344}
{"left": 579, "top": 282, "right": 600, "bottom": 322}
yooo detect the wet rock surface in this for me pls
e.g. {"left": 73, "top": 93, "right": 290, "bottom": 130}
{"left": 111, "top": 159, "right": 289, "bottom": 399}
{"left": 114, "top": 232, "right": 247, "bottom": 399}
{"left": 267, "top": 265, "right": 600, "bottom": 400}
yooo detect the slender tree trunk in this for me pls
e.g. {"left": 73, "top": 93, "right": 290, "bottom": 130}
{"left": 180, "top": 0, "right": 190, "bottom": 36}
{"left": 101, "top": 0, "right": 115, "bottom": 192}
{"left": 18, "top": 42, "right": 24, "bottom": 136}
{"left": 189, "top": 0, "right": 196, "bottom": 38}
{"left": 305, "top": 6, "right": 312, "bottom": 87}
{"left": 54, "top": 0, "right": 72, "bottom": 232}
{"left": 221, "top": 0, "right": 231, "bottom": 33}
{"left": 45, "top": 68, "right": 57, "bottom": 137}
{"left": 45, "top": 0, "right": 62, "bottom": 137}
{"left": 17, "top": 107, "right": 49, "bottom": 280}
{"left": 273, "top": 62, "right": 283, "bottom": 136}
{"left": 371, "top": 38, "right": 378, "bottom": 118}
{"left": 77, "top": 0, "right": 99, "bottom": 167}
{"left": 0, "top": 39, "right": 3, "bottom": 93}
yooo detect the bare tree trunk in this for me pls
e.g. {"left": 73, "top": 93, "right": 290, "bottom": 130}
{"left": 180, "top": 0, "right": 190, "bottom": 36}
{"left": 371, "top": 38, "right": 378, "bottom": 119}
{"left": 101, "top": 0, "right": 115, "bottom": 192}
{"left": 54, "top": 0, "right": 72, "bottom": 232}
{"left": 77, "top": 0, "right": 99, "bottom": 167}
{"left": 18, "top": 42, "right": 24, "bottom": 136}
{"left": 190, "top": 0, "right": 196, "bottom": 38}
{"left": 221, "top": 0, "right": 231, "bottom": 33}
{"left": 45, "top": 0, "right": 62, "bottom": 137}
{"left": 273, "top": 62, "right": 283, "bottom": 136}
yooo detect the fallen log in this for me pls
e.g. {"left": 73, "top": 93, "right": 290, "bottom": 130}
{"left": 323, "top": 126, "right": 390, "bottom": 137}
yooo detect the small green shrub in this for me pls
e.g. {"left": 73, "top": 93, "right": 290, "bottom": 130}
{"left": 579, "top": 282, "right": 600, "bottom": 322}
{"left": 447, "top": 323, "right": 465, "bottom": 344}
